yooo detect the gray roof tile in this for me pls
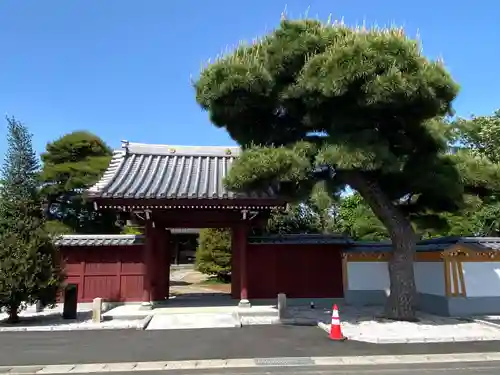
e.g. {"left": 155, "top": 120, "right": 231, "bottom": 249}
{"left": 249, "top": 234, "right": 350, "bottom": 245}
{"left": 458, "top": 237, "right": 500, "bottom": 251}
{"left": 248, "top": 235, "right": 500, "bottom": 253}
{"left": 87, "top": 142, "right": 277, "bottom": 200}
{"left": 55, "top": 234, "right": 144, "bottom": 247}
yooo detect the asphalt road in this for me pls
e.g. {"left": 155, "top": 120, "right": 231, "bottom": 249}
{"left": 36, "top": 362, "right": 500, "bottom": 375}
{"left": 2, "top": 326, "right": 500, "bottom": 366}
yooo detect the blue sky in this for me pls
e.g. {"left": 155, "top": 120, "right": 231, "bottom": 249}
{"left": 0, "top": 0, "right": 498, "bottom": 158}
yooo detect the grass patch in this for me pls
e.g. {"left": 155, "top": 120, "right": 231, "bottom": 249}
{"left": 200, "top": 277, "right": 231, "bottom": 285}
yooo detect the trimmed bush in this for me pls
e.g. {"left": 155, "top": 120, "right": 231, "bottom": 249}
{"left": 195, "top": 228, "right": 231, "bottom": 282}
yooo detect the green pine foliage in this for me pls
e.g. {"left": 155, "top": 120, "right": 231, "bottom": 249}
{"left": 0, "top": 117, "right": 65, "bottom": 323}
{"left": 40, "top": 131, "right": 118, "bottom": 234}
{"left": 336, "top": 193, "right": 388, "bottom": 240}
{"left": 195, "top": 228, "right": 232, "bottom": 282}
{"left": 264, "top": 205, "right": 321, "bottom": 235}
{"left": 194, "top": 18, "right": 500, "bottom": 320}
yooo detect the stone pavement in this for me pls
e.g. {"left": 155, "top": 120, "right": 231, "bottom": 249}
{"left": 106, "top": 303, "right": 279, "bottom": 329}
{"left": 2, "top": 352, "right": 500, "bottom": 374}
{"left": 288, "top": 305, "right": 500, "bottom": 343}
{"left": 145, "top": 312, "right": 239, "bottom": 330}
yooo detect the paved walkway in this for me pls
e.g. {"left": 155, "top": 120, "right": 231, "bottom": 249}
{"left": 169, "top": 269, "right": 231, "bottom": 296}
{"left": 146, "top": 312, "right": 239, "bottom": 330}
{"left": 2, "top": 352, "right": 500, "bottom": 374}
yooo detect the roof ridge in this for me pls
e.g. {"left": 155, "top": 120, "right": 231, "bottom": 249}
{"left": 122, "top": 141, "right": 241, "bottom": 157}
{"left": 60, "top": 234, "right": 144, "bottom": 239}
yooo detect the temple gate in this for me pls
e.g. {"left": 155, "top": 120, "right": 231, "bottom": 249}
{"left": 87, "top": 141, "right": 286, "bottom": 308}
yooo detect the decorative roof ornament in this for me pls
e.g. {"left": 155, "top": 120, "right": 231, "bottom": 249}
{"left": 121, "top": 140, "right": 130, "bottom": 155}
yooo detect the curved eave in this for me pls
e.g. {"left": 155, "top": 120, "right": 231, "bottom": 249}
{"left": 90, "top": 196, "right": 287, "bottom": 211}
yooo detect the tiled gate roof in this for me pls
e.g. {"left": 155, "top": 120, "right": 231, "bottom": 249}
{"left": 54, "top": 234, "right": 144, "bottom": 246}
{"left": 87, "top": 142, "right": 277, "bottom": 201}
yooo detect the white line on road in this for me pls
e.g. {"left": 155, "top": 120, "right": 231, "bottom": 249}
{"left": 2, "top": 352, "right": 500, "bottom": 374}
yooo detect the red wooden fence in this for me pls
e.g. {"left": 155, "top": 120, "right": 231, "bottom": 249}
{"left": 60, "top": 245, "right": 145, "bottom": 303}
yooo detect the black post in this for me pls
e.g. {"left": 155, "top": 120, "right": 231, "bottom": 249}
{"left": 62, "top": 284, "right": 78, "bottom": 319}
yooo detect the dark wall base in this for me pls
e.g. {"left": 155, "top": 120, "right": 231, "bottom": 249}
{"left": 345, "top": 290, "right": 500, "bottom": 317}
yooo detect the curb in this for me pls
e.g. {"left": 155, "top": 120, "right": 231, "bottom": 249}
{"left": 0, "top": 317, "right": 148, "bottom": 333}
{"left": 280, "top": 318, "right": 318, "bottom": 326}
{"left": 473, "top": 318, "right": 500, "bottom": 330}
{"left": 137, "top": 315, "right": 153, "bottom": 330}
{"left": 3, "top": 352, "right": 500, "bottom": 374}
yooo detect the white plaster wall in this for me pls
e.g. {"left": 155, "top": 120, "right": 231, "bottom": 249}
{"left": 347, "top": 262, "right": 389, "bottom": 291}
{"left": 462, "top": 262, "right": 500, "bottom": 297}
{"left": 347, "top": 261, "right": 445, "bottom": 296}
{"left": 414, "top": 262, "right": 445, "bottom": 296}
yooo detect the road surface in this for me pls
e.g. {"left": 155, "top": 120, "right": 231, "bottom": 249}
{"left": 2, "top": 326, "right": 500, "bottom": 366}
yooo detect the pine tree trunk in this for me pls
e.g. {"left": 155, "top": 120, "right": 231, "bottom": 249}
{"left": 347, "top": 173, "right": 418, "bottom": 321}
{"left": 7, "top": 304, "right": 20, "bottom": 324}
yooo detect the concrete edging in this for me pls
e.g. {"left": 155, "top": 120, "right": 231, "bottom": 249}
{"left": 4, "top": 352, "right": 500, "bottom": 373}
{"left": 0, "top": 315, "right": 153, "bottom": 333}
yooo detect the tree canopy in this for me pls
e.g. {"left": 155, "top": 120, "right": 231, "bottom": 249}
{"left": 195, "top": 18, "right": 499, "bottom": 320}
{"left": 40, "top": 131, "right": 117, "bottom": 234}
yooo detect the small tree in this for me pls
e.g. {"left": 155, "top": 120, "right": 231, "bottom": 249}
{"left": 0, "top": 117, "right": 65, "bottom": 322}
{"left": 195, "top": 228, "right": 232, "bottom": 282}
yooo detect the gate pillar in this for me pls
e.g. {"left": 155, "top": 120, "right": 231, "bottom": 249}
{"left": 232, "top": 223, "right": 250, "bottom": 308}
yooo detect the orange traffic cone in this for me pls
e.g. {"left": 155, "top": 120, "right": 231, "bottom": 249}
{"left": 329, "top": 304, "right": 346, "bottom": 341}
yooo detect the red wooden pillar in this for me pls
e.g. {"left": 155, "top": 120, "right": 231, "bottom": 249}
{"left": 141, "top": 220, "right": 156, "bottom": 309}
{"left": 163, "top": 230, "right": 172, "bottom": 301}
{"left": 233, "top": 223, "right": 250, "bottom": 307}
{"left": 231, "top": 229, "right": 241, "bottom": 300}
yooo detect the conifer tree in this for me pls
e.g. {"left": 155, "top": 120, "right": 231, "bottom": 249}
{"left": 195, "top": 228, "right": 232, "bottom": 282}
{"left": 0, "top": 117, "right": 64, "bottom": 323}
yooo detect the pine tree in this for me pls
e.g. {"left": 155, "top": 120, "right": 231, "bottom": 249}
{"left": 194, "top": 19, "right": 500, "bottom": 320}
{"left": 40, "top": 131, "right": 116, "bottom": 234}
{"left": 0, "top": 117, "right": 64, "bottom": 323}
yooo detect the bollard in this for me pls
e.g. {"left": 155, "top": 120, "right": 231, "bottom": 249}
{"left": 277, "top": 293, "right": 287, "bottom": 320}
{"left": 92, "top": 297, "right": 103, "bottom": 323}
{"left": 35, "top": 301, "right": 44, "bottom": 313}
{"left": 62, "top": 284, "right": 78, "bottom": 319}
